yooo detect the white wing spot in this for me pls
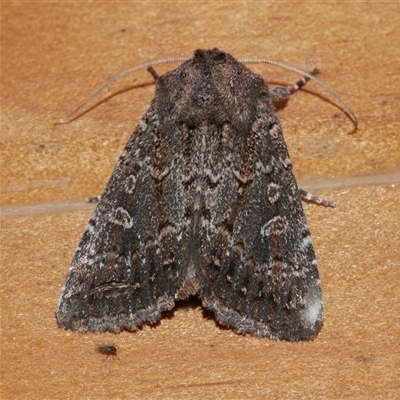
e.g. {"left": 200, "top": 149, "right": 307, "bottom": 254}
{"left": 302, "top": 280, "right": 323, "bottom": 327}
{"left": 113, "top": 207, "right": 133, "bottom": 229}
{"left": 267, "top": 183, "right": 280, "bottom": 203}
{"left": 302, "top": 235, "right": 313, "bottom": 248}
{"left": 125, "top": 175, "right": 137, "bottom": 194}
{"left": 261, "top": 215, "right": 285, "bottom": 237}
{"left": 305, "top": 298, "right": 322, "bottom": 326}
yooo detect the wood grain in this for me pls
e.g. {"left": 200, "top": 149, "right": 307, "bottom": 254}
{"left": 2, "top": 3, "right": 399, "bottom": 399}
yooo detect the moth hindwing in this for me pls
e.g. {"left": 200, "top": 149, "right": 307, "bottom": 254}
{"left": 56, "top": 48, "right": 325, "bottom": 341}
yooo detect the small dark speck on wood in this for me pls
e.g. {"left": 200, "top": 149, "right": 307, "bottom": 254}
{"left": 96, "top": 344, "right": 121, "bottom": 361}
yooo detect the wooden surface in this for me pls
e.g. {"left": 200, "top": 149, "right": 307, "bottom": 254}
{"left": 1, "top": 2, "right": 400, "bottom": 399}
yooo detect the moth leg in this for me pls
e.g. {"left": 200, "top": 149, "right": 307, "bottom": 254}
{"left": 289, "top": 67, "right": 320, "bottom": 93}
{"left": 299, "top": 188, "right": 335, "bottom": 207}
{"left": 269, "top": 68, "right": 334, "bottom": 208}
{"left": 269, "top": 68, "right": 320, "bottom": 103}
{"left": 147, "top": 66, "right": 159, "bottom": 81}
{"left": 86, "top": 195, "right": 101, "bottom": 203}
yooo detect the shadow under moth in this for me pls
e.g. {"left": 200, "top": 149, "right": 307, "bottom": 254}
{"left": 56, "top": 48, "right": 355, "bottom": 341}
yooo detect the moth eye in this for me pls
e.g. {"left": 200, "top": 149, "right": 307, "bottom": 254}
{"left": 213, "top": 52, "right": 227, "bottom": 62}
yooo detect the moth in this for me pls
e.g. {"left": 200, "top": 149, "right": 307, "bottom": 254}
{"left": 56, "top": 48, "right": 349, "bottom": 341}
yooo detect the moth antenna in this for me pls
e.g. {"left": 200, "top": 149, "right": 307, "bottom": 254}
{"left": 58, "top": 54, "right": 357, "bottom": 132}
{"left": 239, "top": 57, "right": 358, "bottom": 132}
{"left": 57, "top": 57, "right": 189, "bottom": 123}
